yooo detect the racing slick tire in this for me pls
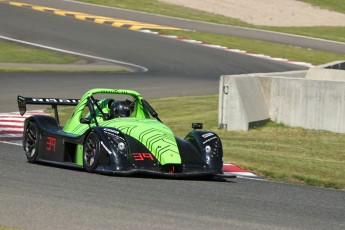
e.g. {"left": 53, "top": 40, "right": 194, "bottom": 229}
{"left": 24, "top": 121, "right": 39, "bottom": 163}
{"left": 83, "top": 131, "right": 101, "bottom": 173}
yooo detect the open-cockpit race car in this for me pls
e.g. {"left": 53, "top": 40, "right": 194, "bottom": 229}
{"left": 17, "top": 88, "right": 235, "bottom": 179}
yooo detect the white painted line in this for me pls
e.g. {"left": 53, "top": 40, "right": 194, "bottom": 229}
{"left": 228, "top": 49, "right": 247, "bottom": 53}
{"left": 236, "top": 176, "right": 264, "bottom": 181}
{"left": 0, "top": 35, "right": 149, "bottom": 72}
{"left": 0, "top": 122, "right": 23, "bottom": 126}
{"left": 0, "top": 110, "right": 47, "bottom": 115}
{"left": 0, "top": 127, "right": 23, "bottom": 132}
{"left": 271, "top": 57, "right": 289, "bottom": 61}
{"left": 138, "top": 29, "right": 159, "bottom": 34}
{"left": 289, "top": 62, "right": 314, "bottom": 67}
{"left": 159, "top": 34, "right": 179, "bottom": 39}
{"left": 202, "top": 44, "right": 226, "bottom": 49}
{"left": 0, "top": 118, "right": 26, "bottom": 122}
{"left": 0, "top": 134, "right": 23, "bottom": 137}
{"left": 0, "top": 141, "right": 22, "bottom": 146}
{"left": 247, "top": 53, "right": 270, "bottom": 58}
{"left": 232, "top": 172, "right": 259, "bottom": 177}
{"left": 180, "top": 39, "right": 202, "bottom": 44}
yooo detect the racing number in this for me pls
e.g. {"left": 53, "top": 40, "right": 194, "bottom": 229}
{"left": 46, "top": 137, "right": 56, "bottom": 152}
{"left": 132, "top": 153, "right": 154, "bottom": 161}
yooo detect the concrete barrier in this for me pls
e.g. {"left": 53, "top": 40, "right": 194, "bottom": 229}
{"left": 307, "top": 60, "right": 345, "bottom": 81}
{"left": 219, "top": 61, "right": 345, "bottom": 133}
{"left": 219, "top": 75, "right": 269, "bottom": 131}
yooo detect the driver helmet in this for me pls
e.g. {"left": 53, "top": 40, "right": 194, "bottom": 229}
{"left": 109, "top": 101, "right": 131, "bottom": 118}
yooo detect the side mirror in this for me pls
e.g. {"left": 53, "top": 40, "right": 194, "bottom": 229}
{"left": 80, "top": 118, "right": 91, "bottom": 125}
{"left": 192, "top": 123, "right": 203, "bottom": 130}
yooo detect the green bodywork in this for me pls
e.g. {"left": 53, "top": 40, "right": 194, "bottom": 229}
{"left": 63, "top": 88, "right": 181, "bottom": 166}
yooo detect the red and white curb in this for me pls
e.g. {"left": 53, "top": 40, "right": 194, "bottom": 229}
{"left": 223, "top": 163, "right": 260, "bottom": 179}
{"left": 138, "top": 29, "right": 314, "bottom": 68}
{"left": 0, "top": 110, "right": 46, "bottom": 145}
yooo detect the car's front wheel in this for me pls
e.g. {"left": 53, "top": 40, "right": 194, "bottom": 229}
{"left": 24, "top": 121, "right": 39, "bottom": 163}
{"left": 83, "top": 131, "right": 100, "bottom": 173}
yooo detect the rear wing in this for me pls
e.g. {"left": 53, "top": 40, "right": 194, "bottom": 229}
{"left": 17, "top": 95, "right": 80, "bottom": 124}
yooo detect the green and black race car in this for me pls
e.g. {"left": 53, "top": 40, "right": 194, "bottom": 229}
{"left": 18, "top": 88, "right": 234, "bottom": 178}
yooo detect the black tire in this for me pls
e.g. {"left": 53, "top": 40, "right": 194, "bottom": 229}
{"left": 83, "top": 131, "right": 100, "bottom": 173}
{"left": 24, "top": 121, "right": 39, "bottom": 163}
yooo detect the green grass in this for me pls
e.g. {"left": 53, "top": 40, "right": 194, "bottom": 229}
{"left": 51, "top": 95, "right": 345, "bottom": 189}
{"left": 0, "top": 67, "right": 127, "bottom": 73}
{"left": 78, "top": 0, "right": 345, "bottom": 43}
{"left": 150, "top": 95, "right": 345, "bottom": 189}
{"left": 0, "top": 226, "right": 21, "bottom": 230}
{"left": 262, "top": 26, "right": 345, "bottom": 43}
{"left": 158, "top": 30, "right": 345, "bottom": 65}
{"left": 0, "top": 40, "right": 127, "bottom": 72}
{"left": 0, "top": 40, "right": 80, "bottom": 64}
{"left": 300, "top": 0, "right": 345, "bottom": 13}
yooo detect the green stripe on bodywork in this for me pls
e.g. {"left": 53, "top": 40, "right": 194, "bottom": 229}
{"left": 65, "top": 89, "right": 181, "bottom": 166}
{"left": 104, "top": 118, "right": 181, "bottom": 165}
{"left": 74, "top": 119, "right": 181, "bottom": 165}
{"left": 76, "top": 144, "right": 83, "bottom": 166}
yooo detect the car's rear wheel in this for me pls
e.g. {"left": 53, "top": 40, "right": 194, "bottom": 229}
{"left": 24, "top": 121, "right": 39, "bottom": 163}
{"left": 83, "top": 131, "right": 100, "bottom": 173}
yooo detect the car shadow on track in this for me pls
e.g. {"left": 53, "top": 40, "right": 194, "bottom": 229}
{"left": 32, "top": 161, "right": 237, "bottom": 183}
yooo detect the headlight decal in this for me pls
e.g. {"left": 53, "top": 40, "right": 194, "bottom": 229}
{"left": 104, "top": 128, "right": 128, "bottom": 156}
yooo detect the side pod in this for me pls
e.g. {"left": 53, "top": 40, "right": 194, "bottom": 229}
{"left": 185, "top": 131, "right": 223, "bottom": 174}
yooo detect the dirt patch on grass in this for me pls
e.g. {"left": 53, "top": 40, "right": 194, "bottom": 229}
{"left": 159, "top": 0, "right": 345, "bottom": 26}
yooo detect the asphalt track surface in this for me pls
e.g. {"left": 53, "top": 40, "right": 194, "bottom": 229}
{"left": 6, "top": 0, "right": 345, "bottom": 54}
{"left": 0, "top": 1, "right": 344, "bottom": 229}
